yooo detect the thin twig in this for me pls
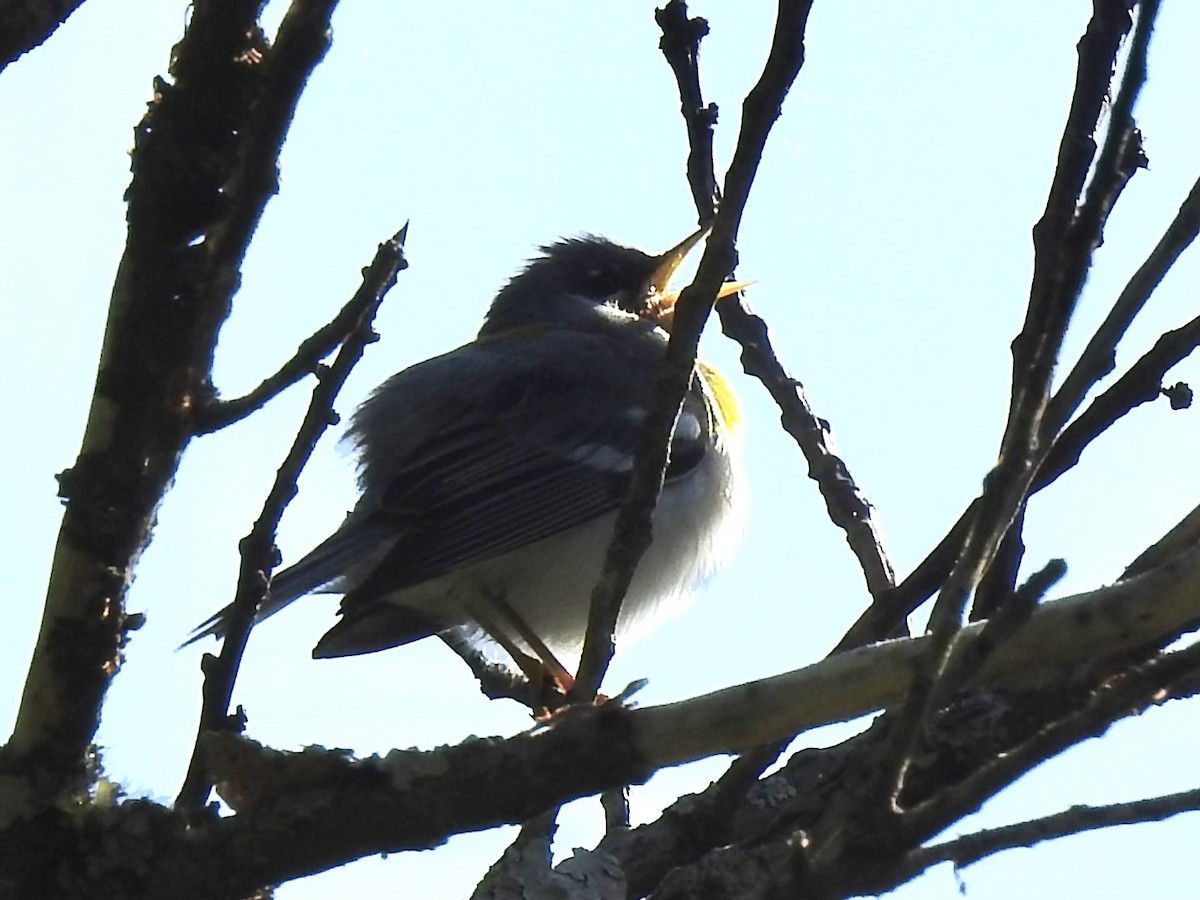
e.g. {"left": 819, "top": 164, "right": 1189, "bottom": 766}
{"left": 658, "top": 0, "right": 897, "bottom": 613}
{"left": 176, "top": 226, "right": 408, "bottom": 809}
{"left": 1038, "top": 313, "right": 1200, "bottom": 490}
{"left": 655, "top": 1, "right": 720, "bottom": 219}
{"left": 570, "top": 0, "right": 817, "bottom": 702}
{"left": 844, "top": 0, "right": 1143, "bottom": 849}
{"left": 1048, "top": 169, "right": 1200, "bottom": 432}
{"left": 900, "top": 785, "right": 1200, "bottom": 880}
{"left": 195, "top": 287, "right": 396, "bottom": 433}
{"left": 723, "top": 304, "right": 899, "bottom": 607}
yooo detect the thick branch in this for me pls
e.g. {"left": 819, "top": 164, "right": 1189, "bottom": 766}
{"left": 2, "top": 0, "right": 290, "bottom": 798}
{"left": 0, "top": 0, "right": 87, "bottom": 72}
{"left": 3, "top": 533, "right": 1197, "bottom": 897}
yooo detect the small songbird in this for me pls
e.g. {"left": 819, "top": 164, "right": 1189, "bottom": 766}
{"left": 187, "top": 229, "right": 747, "bottom": 690}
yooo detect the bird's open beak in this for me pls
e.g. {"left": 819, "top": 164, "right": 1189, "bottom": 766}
{"left": 643, "top": 227, "right": 753, "bottom": 331}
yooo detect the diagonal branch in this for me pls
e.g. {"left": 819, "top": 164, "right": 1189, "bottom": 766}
{"left": 0, "top": 0, "right": 337, "bottom": 801}
{"left": 0, "top": 0, "right": 88, "bottom": 72}
{"left": 1047, "top": 169, "right": 1200, "bottom": 432}
{"left": 176, "top": 225, "right": 408, "bottom": 810}
{"left": 1038, "top": 312, "right": 1200, "bottom": 490}
{"left": 898, "top": 784, "right": 1200, "bottom": 883}
{"left": 846, "top": 0, "right": 1150, "bottom": 853}
{"left": 571, "top": 0, "right": 817, "bottom": 701}
{"left": 194, "top": 279, "right": 399, "bottom": 432}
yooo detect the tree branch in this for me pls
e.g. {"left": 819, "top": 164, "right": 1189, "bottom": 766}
{"left": 1038, "top": 312, "right": 1200, "bottom": 488}
{"left": 193, "top": 270, "right": 401, "bottom": 433}
{"left": 572, "top": 0, "right": 816, "bottom": 701}
{"left": 899, "top": 785, "right": 1200, "bottom": 882}
{"left": 176, "top": 225, "right": 408, "bottom": 810}
{"left": 0, "top": 0, "right": 88, "bottom": 72}
{"left": 656, "top": 1, "right": 896, "bottom": 615}
{"left": 1047, "top": 168, "right": 1200, "bottom": 432}
{"left": 0, "top": 0, "right": 336, "bottom": 800}
{"left": 864, "top": 0, "right": 1147, "bottom": 827}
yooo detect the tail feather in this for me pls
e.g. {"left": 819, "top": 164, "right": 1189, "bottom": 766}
{"left": 180, "top": 520, "right": 394, "bottom": 649}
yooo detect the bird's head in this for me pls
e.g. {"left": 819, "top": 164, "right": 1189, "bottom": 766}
{"left": 480, "top": 229, "right": 747, "bottom": 337}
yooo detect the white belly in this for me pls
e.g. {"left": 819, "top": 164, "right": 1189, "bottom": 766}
{"left": 392, "top": 439, "right": 745, "bottom": 669}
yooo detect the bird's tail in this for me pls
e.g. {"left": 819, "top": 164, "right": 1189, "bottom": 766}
{"left": 179, "top": 524, "right": 387, "bottom": 649}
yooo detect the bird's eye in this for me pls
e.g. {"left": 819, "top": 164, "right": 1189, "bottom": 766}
{"left": 581, "top": 267, "right": 623, "bottom": 300}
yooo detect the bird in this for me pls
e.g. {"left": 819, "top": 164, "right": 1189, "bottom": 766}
{"left": 187, "top": 228, "right": 748, "bottom": 693}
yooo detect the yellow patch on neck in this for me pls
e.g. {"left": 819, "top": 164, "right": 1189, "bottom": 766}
{"left": 698, "top": 362, "right": 743, "bottom": 437}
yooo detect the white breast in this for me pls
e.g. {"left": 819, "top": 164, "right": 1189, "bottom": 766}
{"left": 399, "top": 431, "right": 746, "bottom": 670}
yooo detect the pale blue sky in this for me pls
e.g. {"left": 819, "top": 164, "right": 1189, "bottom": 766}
{"left": 2, "top": 2, "right": 1198, "bottom": 897}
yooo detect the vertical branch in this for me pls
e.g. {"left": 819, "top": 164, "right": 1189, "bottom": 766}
{"left": 3, "top": 0, "right": 273, "bottom": 797}
{"left": 655, "top": 1, "right": 720, "bottom": 221}
{"left": 973, "top": 0, "right": 1156, "bottom": 613}
{"left": 176, "top": 227, "right": 408, "bottom": 810}
{"left": 572, "top": 0, "right": 817, "bottom": 701}
{"left": 826, "top": 0, "right": 1153, "bottom": 858}
{"left": 2, "top": 0, "right": 340, "bottom": 800}
{"left": 658, "top": 0, "right": 897, "bottom": 621}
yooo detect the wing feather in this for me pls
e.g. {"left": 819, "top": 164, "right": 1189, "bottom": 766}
{"left": 337, "top": 326, "right": 714, "bottom": 611}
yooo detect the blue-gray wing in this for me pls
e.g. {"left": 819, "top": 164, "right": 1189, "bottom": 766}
{"left": 184, "top": 324, "right": 712, "bottom": 650}
{"left": 337, "top": 325, "right": 712, "bottom": 605}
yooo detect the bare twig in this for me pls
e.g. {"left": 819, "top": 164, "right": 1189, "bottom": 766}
{"left": 571, "top": 0, "right": 817, "bottom": 701}
{"left": 843, "top": 0, "right": 1146, "bottom": 851}
{"left": 1038, "top": 313, "right": 1200, "bottom": 490}
{"left": 195, "top": 284, "right": 399, "bottom": 432}
{"left": 657, "top": 1, "right": 897, "bottom": 615}
{"left": 656, "top": 1, "right": 720, "bottom": 219}
{"left": 176, "top": 225, "right": 408, "bottom": 809}
{"left": 900, "top": 785, "right": 1200, "bottom": 881}
{"left": 1048, "top": 170, "right": 1200, "bottom": 432}
{"left": 724, "top": 304, "right": 899, "bottom": 608}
